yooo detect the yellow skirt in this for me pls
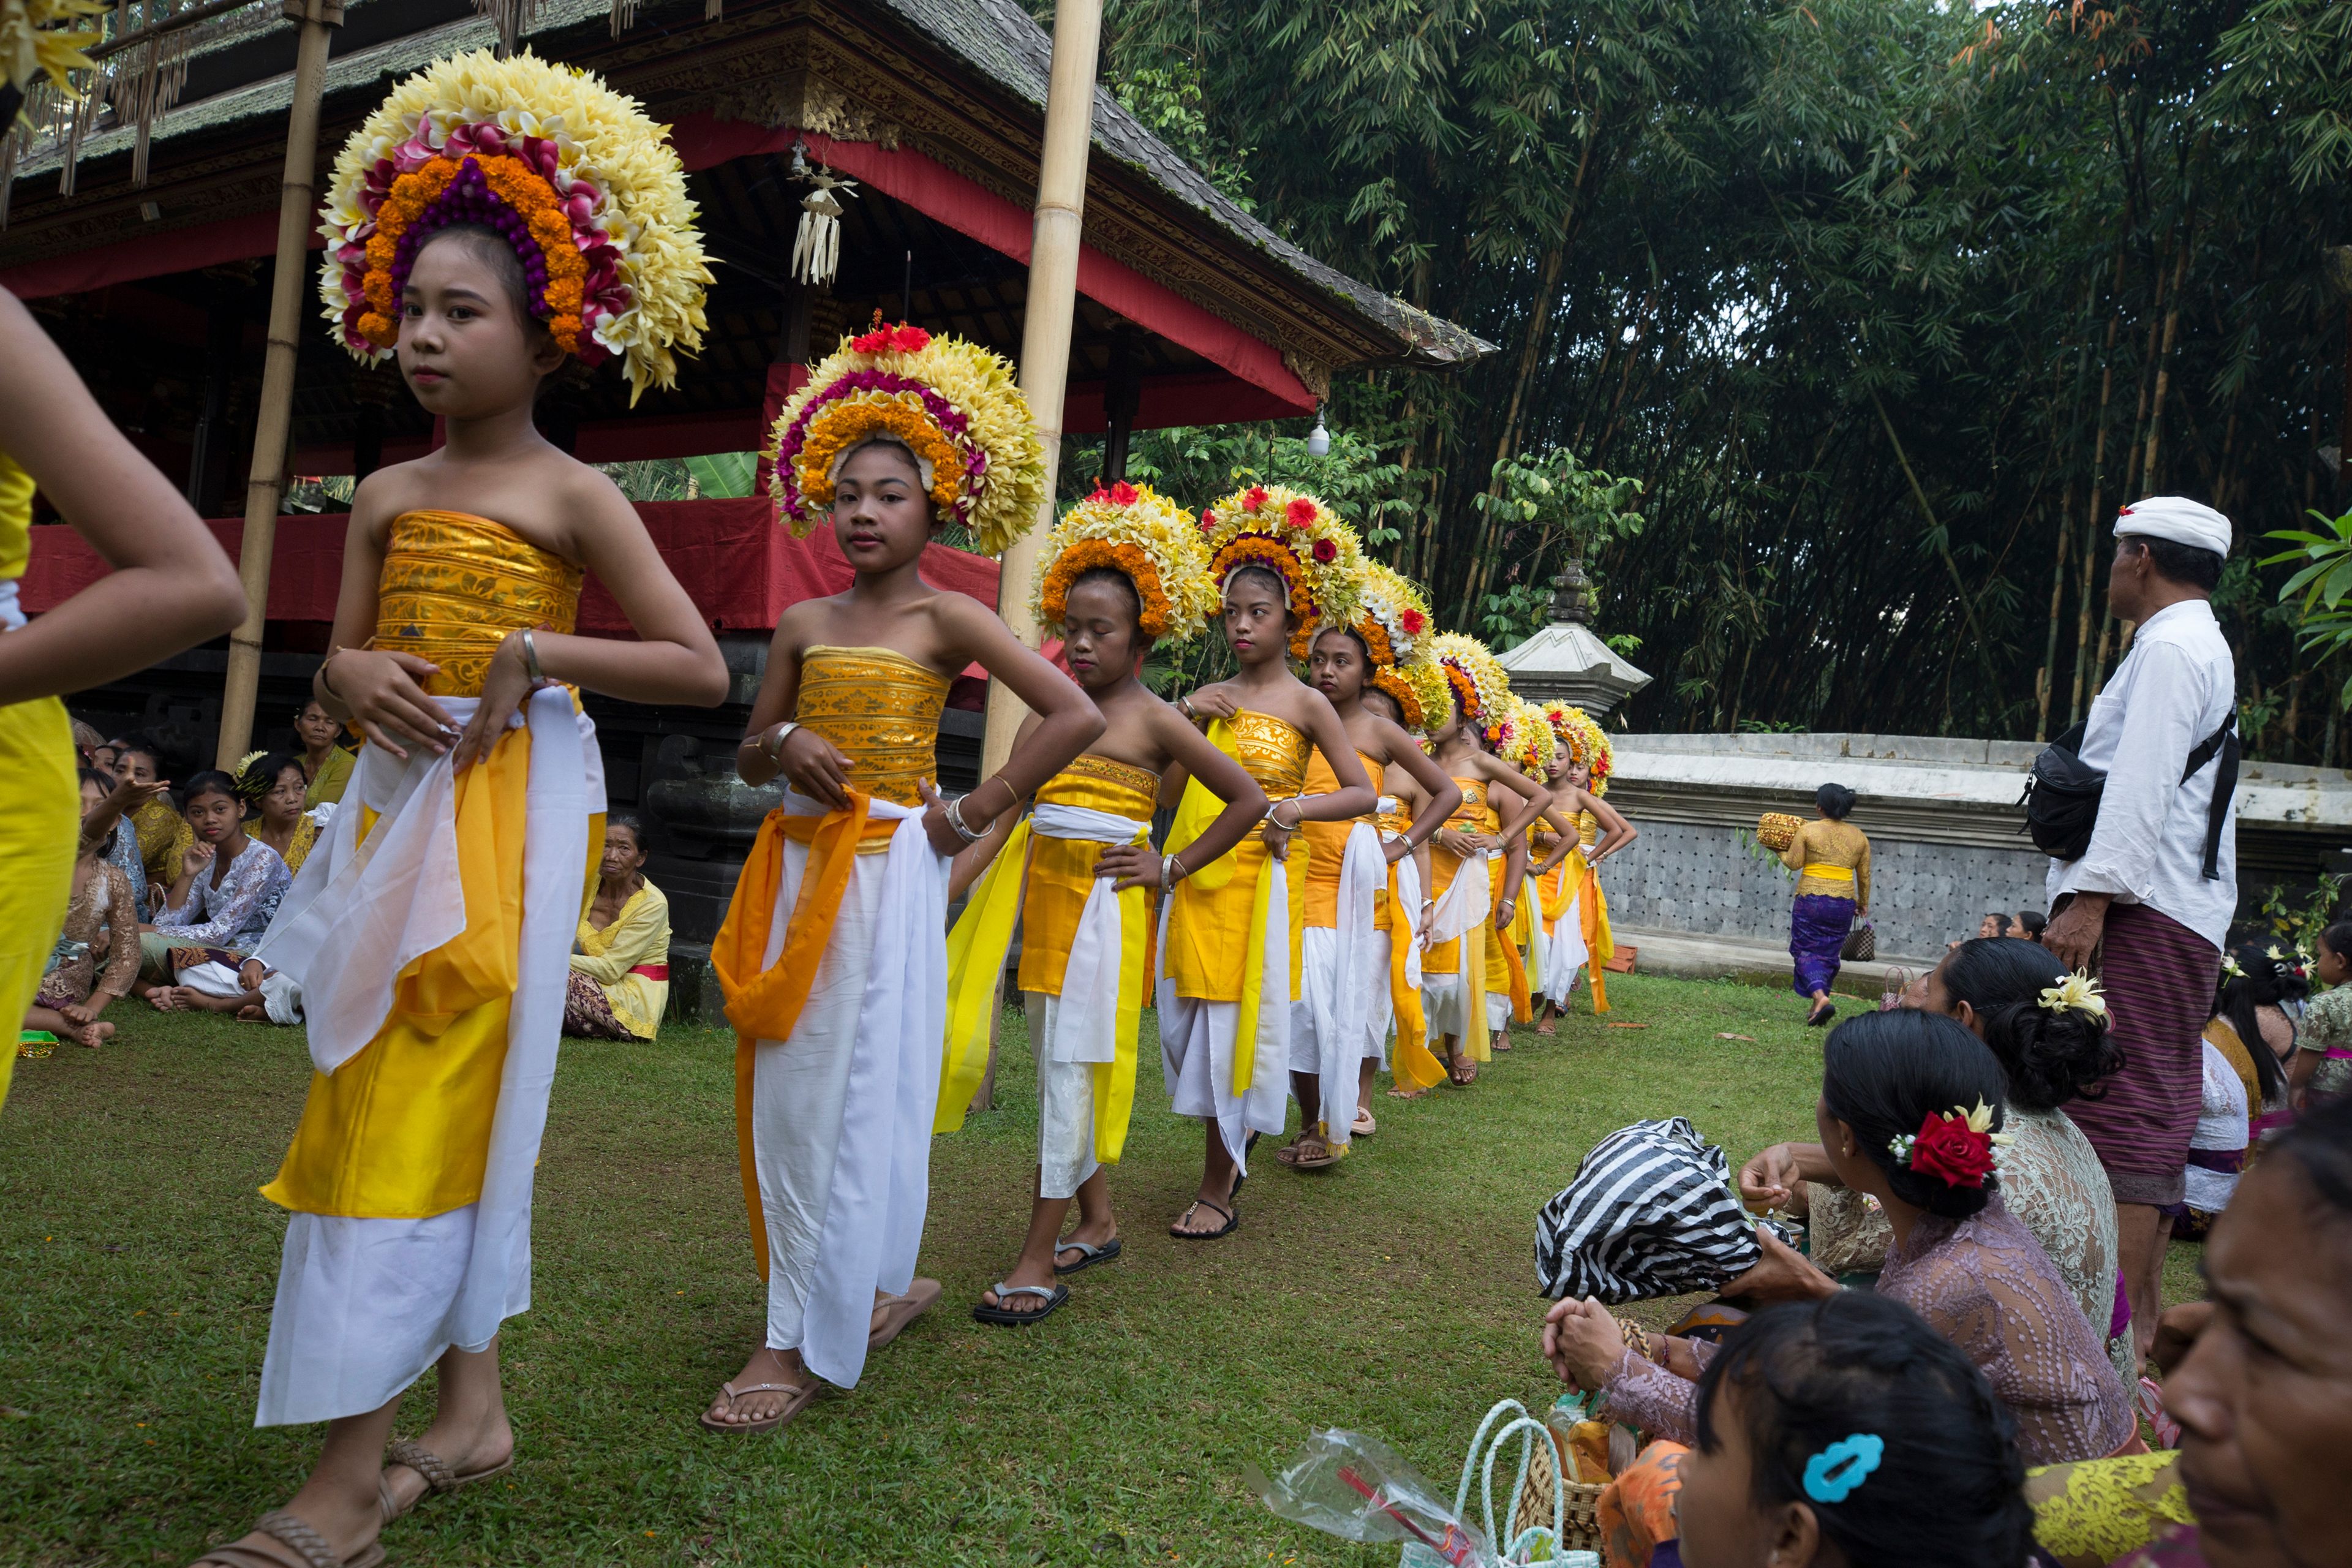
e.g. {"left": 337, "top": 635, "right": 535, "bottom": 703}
{"left": 0, "top": 696, "right": 77, "bottom": 1107}
{"left": 1166, "top": 833, "right": 1308, "bottom": 1003}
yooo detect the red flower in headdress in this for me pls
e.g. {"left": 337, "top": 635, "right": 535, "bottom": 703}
{"left": 1312, "top": 537, "right": 1338, "bottom": 564}
{"left": 1109, "top": 481, "right": 1138, "bottom": 505}
{"left": 1400, "top": 608, "right": 1427, "bottom": 635}
{"left": 1244, "top": 486, "right": 1268, "bottom": 511}
{"left": 1199, "top": 509, "right": 1216, "bottom": 533}
{"left": 1287, "top": 497, "right": 1317, "bottom": 530}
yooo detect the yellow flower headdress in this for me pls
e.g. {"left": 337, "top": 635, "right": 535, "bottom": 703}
{"left": 1, "top": 0, "right": 105, "bottom": 109}
{"left": 1430, "top": 631, "right": 1513, "bottom": 743}
{"left": 317, "top": 50, "right": 713, "bottom": 404}
{"left": 1200, "top": 484, "right": 1364, "bottom": 660}
{"left": 1540, "top": 701, "right": 1594, "bottom": 767}
{"left": 1325, "top": 560, "right": 1440, "bottom": 724}
{"left": 1506, "top": 697, "right": 1555, "bottom": 780}
{"left": 769, "top": 319, "right": 1045, "bottom": 557}
{"left": 1584, "top": 720, "right": 1615, "bottom": 796}
{"left": 1033, "top": 480, "right": 1218, "bottom": 645}
{"left": 1385, "top": 658, "right": 1453, "bottom": 733}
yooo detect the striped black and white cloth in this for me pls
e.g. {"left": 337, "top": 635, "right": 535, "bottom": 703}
{"left": 1535, "top": 1117, "right": 1792, "bottom": 1303}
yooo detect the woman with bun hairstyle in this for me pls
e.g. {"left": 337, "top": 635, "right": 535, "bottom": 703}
{"left": 1782, "top": 782, "right": 1869, "bottom": 1027}
{"left": 1667, "top": 1292, "right": 2032, "bottom": 1568}
{"left": 1743, "top": 937, "right": 2137, "bottom": 1385}
{"left": 1550, "top": 1009, "right": 2134, "bottom": 1468}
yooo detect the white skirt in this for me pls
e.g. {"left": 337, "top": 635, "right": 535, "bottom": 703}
{"left": 1028, "top": 989, "right": 1101, "bottom": 1201}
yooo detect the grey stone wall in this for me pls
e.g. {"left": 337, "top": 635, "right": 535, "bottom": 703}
{"left": 1604, "top": 820, "right": 2052, "bottom": 960}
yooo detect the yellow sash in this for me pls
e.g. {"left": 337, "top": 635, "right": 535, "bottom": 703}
{"left": 938, "top": 818, "right": 1148, "bottom": 1164}
{"left": 1540, "top": 858, "right": 1575, "bottom": 925}
{"left": 1502, "top": 880, "right": 1534, "bottom": 1025}
{"left": 1387, "top": 864, "right": 1446, "bottom": 1091}
{"left": 1801, "top": 863, "right": 1855, "bottom": 883}
{"left": 1579, "top": 853, "right": 1613, "bottom": 1015}
{"left": 1166, "top": 718, "right": 1281, "bottom": 1092}
{"left": 710, "top": 793, "right": 895, "bottom": 1280}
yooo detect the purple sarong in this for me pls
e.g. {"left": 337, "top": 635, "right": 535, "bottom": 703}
{"left": 1789, "top": 893, "right": 1853, "bottom": 997}
{"left": 2065, "top": 899, "right": 2220, "bottom": 1208}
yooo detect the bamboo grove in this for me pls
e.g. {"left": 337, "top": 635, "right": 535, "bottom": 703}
{"left": 1052, "top": 0, "right": 2352, "bottom": 752}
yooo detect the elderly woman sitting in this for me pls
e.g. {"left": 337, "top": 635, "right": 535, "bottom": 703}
{"left": 565, "top": 813, "right": 669, "bottom": 1041}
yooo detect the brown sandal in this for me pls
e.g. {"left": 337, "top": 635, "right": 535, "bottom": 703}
{"left": 376, "top": 1436, "right": 516, "bottom": 1524}
{"left": 869, "top": 1277, "right": 942, "bottom": 1352}
{"left": 189, "top": 1510, "right": 385, "bottom": 1568}
{"left": 1286, "top": 1131, "right": 1341, "bottom": 1170}
{"left": 698, "top": 1376, "right": 824, "bottom": 1434}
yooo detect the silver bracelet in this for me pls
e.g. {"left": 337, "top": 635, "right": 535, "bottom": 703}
{"left": 943, "top": 794, "right": 984, "bottom": 843}
{"left": 1163, "top": 851, "right": 1187, "bottom": 889}
{"left": 521, "top": 628, "right": 546, "bottom": 684}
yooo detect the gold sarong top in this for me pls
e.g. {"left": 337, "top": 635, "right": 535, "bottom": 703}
{"left": 1303, "top": 749, "right": 1385, "bottom": 930}
{"left": 1036, "top": 753, "right": 1159, "bottom": 817}
{"left": 1020, "top": 755, "right": 1159, "bottom": 996}
{"left": 796, "top": 644, "right": 951, "bottom": 809}
{"left": 374, "top": 511, "right": 582, "bottom": 699}
{"left": 1446, "top": 774, "right": 1489, "bottom": 831}
{"left": 1230, "top": 709, "right": 1310, "bottom": 799}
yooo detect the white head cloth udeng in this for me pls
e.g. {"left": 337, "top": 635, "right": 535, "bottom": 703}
{"left": 2115, "top": 496, "right": 2230, "bottom": 557}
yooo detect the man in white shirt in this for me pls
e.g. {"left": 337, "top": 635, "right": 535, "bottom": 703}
{"left": 2044, "top": 495, "right": 2238, "bottom": 1360}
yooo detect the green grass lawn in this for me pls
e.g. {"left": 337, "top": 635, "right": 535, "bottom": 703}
{"left": 0, "top": 974, "right": 2201, "bottom": 1567}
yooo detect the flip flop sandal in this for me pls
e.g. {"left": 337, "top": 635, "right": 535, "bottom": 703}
{"left": 189, "top": 1510, "right": 386, "bottom": 1568}
{"left": 971, "top": 1282, "right": 1070, "bottom": 1326}
{"left": 868, "top": 1277, "right": 943, "bottom": 1353}
{"left": 1168, "top": 1198, "right": 1238, "bottom": 1240}
{"left": 1352, "top": 1110, "right": 1377, "bottom": 1136}
{"left": 1052, "top": 1237, "right": 1123, "bottom": 1276}
{"left": 1806, "top": 1004, "right": 1838, "bottom": 1028}
{"left": 377, "top": 1436, "right": 516, "bottom": 1524}
{"left": 1287, "top": 1134, "right": 1341, "bottom": 1170}
{"left": 697, "top": 1376, "right": 824, "bottom": 1435}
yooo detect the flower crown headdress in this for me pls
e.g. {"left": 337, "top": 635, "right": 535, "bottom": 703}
{"left": 1429, "top": 631, "right": 1513, "bottom": 742}
{"left": 1581, "top": 717, "right": 1615, "bottom": 795}
{"left": 1541, "top": 701, "right": 1595, "bottom": 767}
{"left": 1199, "top": 484, "right": 1364, "bottom": 659}
{"left": 1332, "top": 561, "right": 1440, "bottom": 725}
{"left": 318, "top": 50, "right": 713, "bottom": 404}
{"left": 768, "top": 318, "right": 1045, "bottom": 557}
{"left": 1033, "top": 480, "right": 1218, "bottom": 646}
{"left": 1386, "top": 658, "right": 1453, "bottom": 734}
{"left": 1506, "top": 697, "right": 1555, "bottom": 780}
{"left": 1886, "top": 1098, "right": 2013, "bottom": 1189}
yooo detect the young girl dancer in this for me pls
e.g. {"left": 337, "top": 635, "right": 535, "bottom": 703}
{"left": 1285, "top": 562, "right": 1460, "bottom": 1166}
{"left": 706, "top": 322, "right": 1101, "bottom": 1427}
{"left": 1490, "top": 698, "right": 1567, "bottom": 1044}
{"left": 1531, "top": 701, "right": 1632, "bottom": 1034}
{"left": 1419, "top": 635, "right": 1560, "bottom": 1085}
{"left": 189, "top": 53, "right": 730, "bottom": 1568}
{"left": 1161, "top": 486, "right": 1376, "bottom": 1234}
{"left": 944, "top": 482, "right": 1267, "bottom": 1322}
{"left": 1362, "top": 686, "right": 1445, "bottom": 1111}
{"left": 1567, "top": 719, "right": 1631, "bottom": 1013}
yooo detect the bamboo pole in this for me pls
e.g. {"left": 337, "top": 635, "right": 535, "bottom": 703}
{"left": 216, "top": 0, "right": 341, "bottom": 769}
{"left": 978, "top": 0, "right": 1102, "bottom": 782}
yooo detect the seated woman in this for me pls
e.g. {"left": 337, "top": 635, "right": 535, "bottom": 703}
{"left": 1660, "top": 1292, "right": 2032, "bottom": 1568}
{"left": 236, "top": 751, "right": 320, "bottom": 876}
{"left": 2204, "top": 942, "right": 2298, "bottom": 1152}
{"left": 1743, "top": 937, "right": 2137, "bottom": 1385}
{"left": 564, "top": 812, "right": 668, "bottom": 1041}
{"left": 135, "top": 769, "right": 290, "bottom": 1007}
{"left": 75, "top": 759, "right": 160, "bottom": 914}
{"left": 113, "top": 736, "right": 192, "bottom": 910}
{"left": 292, "top": 697, "right": 355, "bottom": 809}
{"left": 1548, "top": 1009, "right": 2134, "bottom": 1475}
{"left": 24, "top": 768, "right": 141, "bottom": 1046}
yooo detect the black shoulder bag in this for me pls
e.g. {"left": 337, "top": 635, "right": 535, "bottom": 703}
{"left": 2020, "top": 710, "right": 2238, "bottom": 879}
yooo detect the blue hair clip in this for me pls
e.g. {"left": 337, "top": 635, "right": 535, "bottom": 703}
{"left": 1801, "top": 1433, "right": 1884, "bottom": 1504}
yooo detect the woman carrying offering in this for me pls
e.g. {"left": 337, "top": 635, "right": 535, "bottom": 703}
{"left": 707, "top": 320, "right": 1100, "bottom": 1428}
{"left": 1419, "top": 634, "right": 1558, "bottom": 1086}
{"left": 187, "top": 53, "right": 730, "bottom": 1568}
{"left": 1530, "top": 701, "right": 1632, "bottom": 1035}
{"left": 565, "top": 812, "right": 669, "bottom": 1042}
{"left": 1160, "top": 486, "right": 1375, "bottom": 1234}
{"left": 1784, "top": 782, "right": 1871, "bottom": 1027}
{"left": 1287, "top": 562, "right": 1461, "bottom": 1166}
{"left": 24, "top": 769, "right": 142, "bottom": 1047}
{"left": 946, "top": 481, "right": 1264, "bottom": 1322}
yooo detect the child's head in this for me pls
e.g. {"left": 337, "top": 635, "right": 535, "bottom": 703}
{"left": 2317, "top": 921, "right": 2352, "bottom": 987}
{"left": 1679, "top": 1293, "right": 2029, "bottom": 1568}
{"left": 829, "top": 436, "right": 937, "bottom": 573}
{"left": 1922, "top": 937, "right": 2120, "bottom": 1113}
{"left": 1306, "top": 625, "right": 1370, "bottom": 705}
{"left": 1058, "top": 567, "right": 1149, "bottom": 691}
{"left": 180, "top": 770, "right": 247, "bottom": 844}
{"left": 77, "top": 767, "right": 116, "bottom": 856}
{"left": 1220, "top": 564, "right": 1294, "bottom": 667}
{"left": 1819, "top": 1008, "right": 2008, "bottom": 1220}
{"left": 397, "top": 225, "right": 567, "bottom": 419}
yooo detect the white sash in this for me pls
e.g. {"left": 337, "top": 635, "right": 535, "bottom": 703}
{"left": 1311, "top": 820, "right": 1385, "bottom": 1143}
{"left": 1425, "top": 846, "right": 1493, "bottom": 944}
{"left": 0, "top": 579, "right": 23, "bottom": 632}
{"left": 1384, "top": 826, "right": 1425, "bottom": 988}
{"left": 1030, "top": 802, "right": 1149, "bottom": 1066}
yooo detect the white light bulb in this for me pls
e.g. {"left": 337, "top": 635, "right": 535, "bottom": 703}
{"left": 1306, "top": 412, "right": 1330, "bottom": 458}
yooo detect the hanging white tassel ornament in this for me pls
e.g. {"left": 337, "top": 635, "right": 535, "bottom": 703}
{"left": 790, "top": 172, "right": 856, "bottom": 287}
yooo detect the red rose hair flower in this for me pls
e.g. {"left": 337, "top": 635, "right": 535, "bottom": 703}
{"left": 1312, "top": 537, "right": 1338, "bottom": 564}
{"left": 1904, "top": 1109, "right": 1997, "bottom": 1188}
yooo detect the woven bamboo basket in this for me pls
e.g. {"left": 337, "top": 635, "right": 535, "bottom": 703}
{"left": 1510, "top": 1427, "right": 1605, "bottom": 1553}
{"left": 1755, "top": 811, "right": 1801, "bottom": 852}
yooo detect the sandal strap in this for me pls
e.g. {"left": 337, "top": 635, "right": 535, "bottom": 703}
{"left": 385, "top": 1438, "right": 456, "bottom": 1496}
{"left": 253, "top": 1511, "right": 341, "bottom": 1568}
{"left": 722, "top": 1381, "right": 805, "bottom": 1401}
{"left": 988, "top": 1283, "right": 1060, "bottom": 1302}
{"left": 1179, "top": 1198, "right": 1232, "bottom": 1227}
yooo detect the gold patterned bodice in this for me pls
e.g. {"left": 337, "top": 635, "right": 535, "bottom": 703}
{"left": 796, "top": 644, "right": 950, "bottom": 808}
{"left": 1036, "top": 753, "right": 1159, "bottom": 820}
{"left": 1447, "top": 774, "right": 1489, "bottom": 831}
{"left": 1229, "top": 709, "right": 1310, "bottom": 798}
{"left": 374, "top": 511, "right": 582, "bottom": 698}
{"left": 1578, "top": 809, "right": 1600, "bottom": 850}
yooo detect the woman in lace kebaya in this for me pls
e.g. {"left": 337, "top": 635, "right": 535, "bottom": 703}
{"left": 1544, "top": 1009, "right": 2132, "bottom": 1566}
{"left": 135, "top": 768, "right": 290, "bottom": 1005}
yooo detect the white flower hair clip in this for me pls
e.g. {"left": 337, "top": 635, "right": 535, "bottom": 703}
{"left": 2037, "top": 970, "right": 2108, "bottom": 1019}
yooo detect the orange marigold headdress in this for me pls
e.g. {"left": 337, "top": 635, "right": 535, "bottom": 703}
{"left": 1323, "top": 560, "right": 1439, "bottom": 726}
{"left": 1032, "top": 480, "right": 1218, "bottom": 644}
{"left": 1381, "top": 658, "right": 1453, "bottom": 733}
{"left": 768, "top": 318, "right": 1045, "bottom": 557}
{"left": 317, "top": 50, "right": 712, "bottom": 404}
{"left": 1429, "top": 631, "right": 1513, "bottom": 745}
{"left": 1506, "top": 697, "right": 1555, "bottom": 780}
{"left": 1540, "top": 701, "right": 1595, "bottom": 768}
{"left": 1199, "top": 484, "right": 1363, "bottom": 660}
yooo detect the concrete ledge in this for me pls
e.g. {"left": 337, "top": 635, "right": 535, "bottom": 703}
{"left": 1615, "top": 925, "right": 1940, "bottom": 1001}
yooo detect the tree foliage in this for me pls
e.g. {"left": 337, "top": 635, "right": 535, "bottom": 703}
{"left": 1063, "top": 0, "right": 2352, "bottom": 752}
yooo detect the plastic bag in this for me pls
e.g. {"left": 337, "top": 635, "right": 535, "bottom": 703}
{"left": 1245, "top": 1429, "right": 1496, "bottom": 1566}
